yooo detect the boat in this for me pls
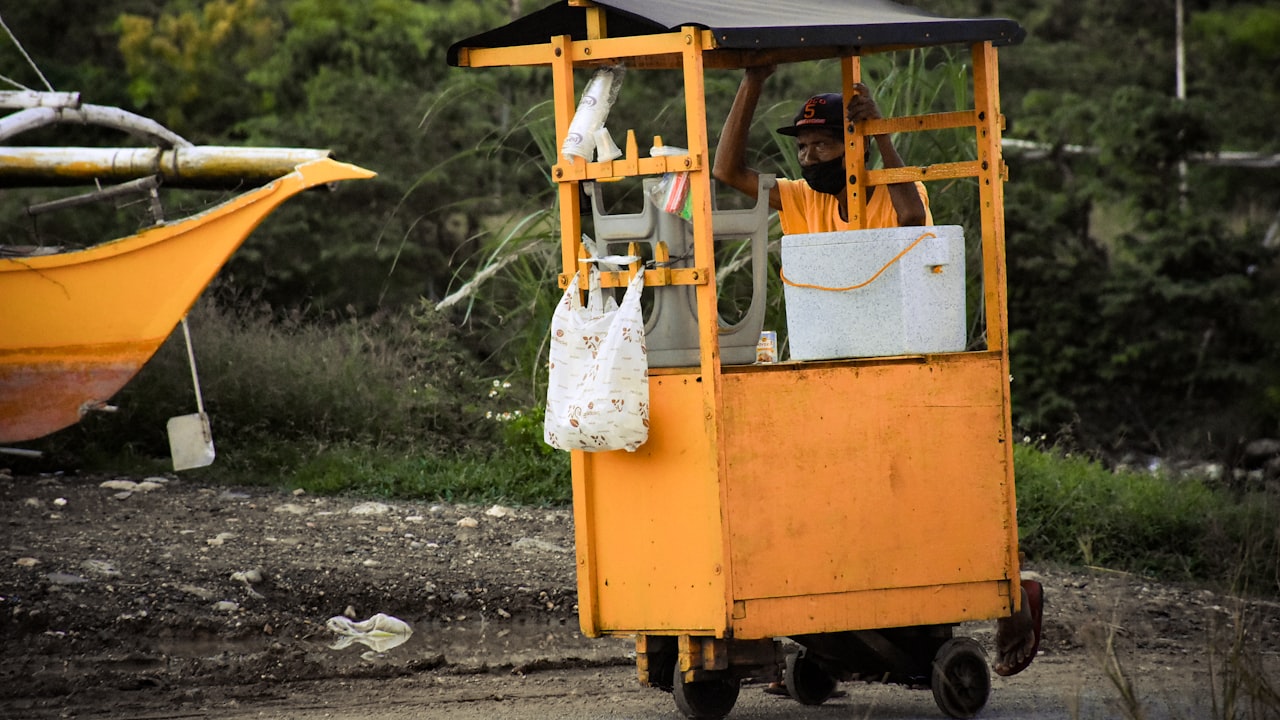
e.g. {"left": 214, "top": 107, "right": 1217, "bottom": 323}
{"left": 0, "top": 90, "right": 375, "bottom": 445}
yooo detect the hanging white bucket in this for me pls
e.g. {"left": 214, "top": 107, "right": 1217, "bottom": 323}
{"left": 167, "top": 317, "right": 216, "bottom": 470}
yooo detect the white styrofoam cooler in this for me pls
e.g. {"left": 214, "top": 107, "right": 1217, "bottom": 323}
{"left": 781, "top": 225, "right": 966, "bottom": 360}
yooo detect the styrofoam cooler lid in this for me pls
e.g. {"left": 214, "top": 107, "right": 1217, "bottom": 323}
{"left": 782, "top": 224, "right": 964, "bottom": 250}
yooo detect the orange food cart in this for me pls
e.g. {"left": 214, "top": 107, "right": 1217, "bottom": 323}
{"left": 449, "top": 2, "right": 1026, "bottom": 717}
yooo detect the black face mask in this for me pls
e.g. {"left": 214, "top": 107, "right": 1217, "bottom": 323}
{"left": 801, "top": 156, "right": 846, "bottom": 196}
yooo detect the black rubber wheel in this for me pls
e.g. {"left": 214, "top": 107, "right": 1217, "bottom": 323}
{"left": 673, "top": 668, "right": 740, "bottom": 719}
{"left": 785, "top": 651, "right": 838, "bottom": 705}
{"left": 931, "top": 637, "right": 991, "bottom": 719}
{"left": 651, "top": 649, "right": 677, "bottom": 692}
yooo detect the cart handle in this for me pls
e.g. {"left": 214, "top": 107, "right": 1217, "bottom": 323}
{"left": 779, "top": 230, "right": 938, "bottom": 292}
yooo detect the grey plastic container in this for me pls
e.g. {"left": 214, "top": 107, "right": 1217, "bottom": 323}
{"left": 780, "top": 225, "right": 966, "bottom": 361}
{"left": 585, "top": 174, "right": 774, "bottom": 367}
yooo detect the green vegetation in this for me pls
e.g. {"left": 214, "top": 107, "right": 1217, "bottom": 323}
{"left": 912, "top": 0, "right": 1280, "bottom": 458}
{"left": 34, "top": 296, "right": 571, "bottom": 505}
{"left": 1015, "top": 443, "right": 1279, "bottom": 593}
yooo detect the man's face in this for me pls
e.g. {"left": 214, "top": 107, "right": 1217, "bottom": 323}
{"left": 795, "top": 129, "right": 843, "bottom": 168}
{"left": 795, "top": 129, "right": 874, "bottom": 168}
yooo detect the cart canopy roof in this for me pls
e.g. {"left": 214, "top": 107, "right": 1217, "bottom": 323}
{"left": 448, "top": 0, "right": 1024, "bottom": 66}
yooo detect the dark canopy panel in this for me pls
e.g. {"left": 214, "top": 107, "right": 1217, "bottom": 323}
{"left": 448, "top": 0, "right": 1024, "bottom": 65}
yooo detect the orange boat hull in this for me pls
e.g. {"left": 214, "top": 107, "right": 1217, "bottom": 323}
{"left": 0, "top": 158, "right": 375, "bottom": 443}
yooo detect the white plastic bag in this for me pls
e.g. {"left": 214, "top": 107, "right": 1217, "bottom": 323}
{"left": 647, "top": 171, "right": 691, "bottom": 220}
{"left": 326, "top": 613, "right": 413, "bottom": 653}
{"left": 544, "top": 267, "right": 649, "bottom": 452}
{"left": 646, "top": 145, "right": 692, "bottom": 220}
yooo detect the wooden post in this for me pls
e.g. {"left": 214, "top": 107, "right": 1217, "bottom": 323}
{"left": 550, "top": 35, "right": 584, "bottom": 285}
{"left": 841, "top": 56, "right": 868, "bottom": 229}
{"left": 971, "top": 41, "right": 1008, "bottom": 354}
{"left": 972, "top": 40, "right": 1020, "bottom": 609}
{"left": 550, "top": 32, "right": 601, "bottom": 637}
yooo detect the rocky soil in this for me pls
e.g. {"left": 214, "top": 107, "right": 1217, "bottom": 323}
{"left": 3, "top": 470, "right": 1278, "bottom": 719}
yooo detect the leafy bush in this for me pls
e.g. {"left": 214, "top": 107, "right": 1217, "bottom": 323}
{"left": 1007, "top": 85, "right": 1280, "bottom": 458}
{"left": 27, "top": 295, "right": 516, "bottom": 467}
{"left": 210, "top": 439, "right": 569, "bottom": 505}
{"left": 1015, "top": 443, "right": 1280, "bottom": 594}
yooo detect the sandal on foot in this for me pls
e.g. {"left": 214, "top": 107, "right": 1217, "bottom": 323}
{"left": 995, "top": 579, "right": 1044, "bottom": 677}
{"left": 763, "top": 682, "right": 789, "bottom": 696}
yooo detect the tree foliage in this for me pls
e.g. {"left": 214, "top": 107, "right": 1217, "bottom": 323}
{"left": 117, "top": 0, "right": 280, "bottom": 134}
{"left": 922, "top": 0, "right": 1280, "bottom": 457}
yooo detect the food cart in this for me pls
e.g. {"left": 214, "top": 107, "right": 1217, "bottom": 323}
{"left": 449, "top": 2, "right": 1026, "bottom": 717}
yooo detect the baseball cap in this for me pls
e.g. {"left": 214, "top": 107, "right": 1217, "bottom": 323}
{"left": 776, "top": 93, "right": 844, "bottom": 136}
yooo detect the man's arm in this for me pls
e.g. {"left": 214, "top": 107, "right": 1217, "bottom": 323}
{"left": 713, "top": 66, "right": 782, "bottom": 210}
{"left": 847, "top": 83, "right": 928, "bottom": 227}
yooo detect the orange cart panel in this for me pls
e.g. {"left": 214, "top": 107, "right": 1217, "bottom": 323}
{"left": 579, "top": 373, "right": 728, "bottom": 635}
{"left": 721, "top": 353, "right": 1017, "bottom": 636}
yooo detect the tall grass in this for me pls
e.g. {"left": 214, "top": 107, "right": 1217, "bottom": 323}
{"left": 1019, "top": 441, "right": 1279, "bottom": 717}
{"left": 1015, "top": 442, "right": 1280, "bottom": 595}
{"left": 1086, "top": 589, "right": 1280, "bottom": 720}
{"left": 21, "top": 294, "right": 569, "bottom": 504}
{"left": 427, "top": 99, "right": 565, "bottom": 389}
{"left": 1208, "top": 605, "right": 1280, "bottom": 720}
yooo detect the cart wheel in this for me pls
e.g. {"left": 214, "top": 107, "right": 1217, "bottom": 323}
{"left": 673, "top": 669, "right": 740, "bottom": 719}
{"left": 652, "top": 649, "right": 677, "bottom": 692}
{"left": 931, "top": 637, "right": 990, "bottom": 719}
{"left": 785, "top": 651, "right": 838, "bottom": 705}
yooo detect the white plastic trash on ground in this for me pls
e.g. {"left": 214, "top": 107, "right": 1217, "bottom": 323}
{"left": 326, "top": 613, "right": 413, "bottom": 653}
{"left": 781, "top": 225, "right": 967, "bottom": 361}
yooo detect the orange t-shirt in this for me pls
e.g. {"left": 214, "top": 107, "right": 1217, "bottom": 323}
{"left": 777, "top": 179, "right": 932, "bottom": 234}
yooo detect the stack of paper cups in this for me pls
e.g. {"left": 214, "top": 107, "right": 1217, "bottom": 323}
{"left": 561, "top": 67, "right": 622, "bottom": 162}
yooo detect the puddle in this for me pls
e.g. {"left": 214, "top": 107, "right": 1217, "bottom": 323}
{"left": 153, "top": 617, "right": 633, "bottom": 669}
{"left": 369, "top": 617, "right": 633, "bottom": 667}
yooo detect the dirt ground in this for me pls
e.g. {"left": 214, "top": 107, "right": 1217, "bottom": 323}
{"left": 3, "top": 470, "right": 1278, "bottom": 720}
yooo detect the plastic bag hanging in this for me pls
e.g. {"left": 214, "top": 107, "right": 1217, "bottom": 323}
{"left": 544, "top": 265, "right": 649, "bottom": 452}
{"left": 647, "top": 145, "right": 693, "bottom": 221}
{"left": 561, "top": 65, "right": 626, "bottom": 163}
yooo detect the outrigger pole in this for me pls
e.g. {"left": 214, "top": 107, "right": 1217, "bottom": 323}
{"left": 0, "top": 91, "right": 336, "bottom": 190}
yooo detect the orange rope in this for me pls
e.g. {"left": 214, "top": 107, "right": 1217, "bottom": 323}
{"left": 779, "top": 230, "right": 938, "bottom": 292}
